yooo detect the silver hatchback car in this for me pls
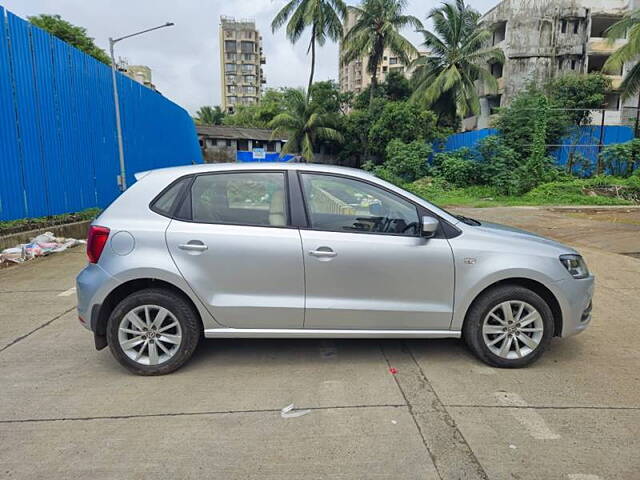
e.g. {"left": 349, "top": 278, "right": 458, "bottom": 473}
{"left": 76, "top": 163, "right": 594, "bottom": 375}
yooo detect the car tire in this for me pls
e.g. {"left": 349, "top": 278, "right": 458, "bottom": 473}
{"left": 106, "top": 288, "right": 201, "bottom": 375}
{"left": 463, "top": 285, "right": 554, "bottom": 368}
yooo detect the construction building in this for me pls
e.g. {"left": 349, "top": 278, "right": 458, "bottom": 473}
{"left": 219, "top": 16, "right": 266, "bottom": 114}
{"left": 469, "top": 0, "right": 640, "bottom": 130}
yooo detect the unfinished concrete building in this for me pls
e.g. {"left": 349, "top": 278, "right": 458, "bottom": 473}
{"left": 469, "top": 0, "right": 639, "bottom": 130}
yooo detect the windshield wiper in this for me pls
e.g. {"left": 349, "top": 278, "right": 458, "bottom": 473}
{"left": 455, "top": 215, "right": 481, "bottom": 226}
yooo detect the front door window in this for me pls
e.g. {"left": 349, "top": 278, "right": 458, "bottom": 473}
{"left": 300, "top": 173, "right": 420, "bottom": 236}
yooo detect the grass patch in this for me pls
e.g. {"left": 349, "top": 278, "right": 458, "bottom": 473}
{"left": 0, "top": 208, "right": 101, "bottom": 236}
{"left": 406, "top": 176, "right": 640, "bottom": 208}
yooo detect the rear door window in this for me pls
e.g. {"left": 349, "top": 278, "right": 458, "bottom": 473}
{"left": 190, "top": 172, "right": 288, "bottom": 227}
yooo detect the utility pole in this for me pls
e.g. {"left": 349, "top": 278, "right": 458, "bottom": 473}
{"left": 109, "top": 22, "right": 174, "bottom": 191}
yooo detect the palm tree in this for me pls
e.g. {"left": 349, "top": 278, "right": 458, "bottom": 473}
{"left": 410, "top": 0, "right": 504, "bottom": 122}
{"left": 269, "top": 88, "right": 343, "bottom": 162}
{"left": 272, "top": 0, "right": 348, "bottom": 98}
{"left": 604, "top": 9, "right": 640, "bottom": 99}
{"left": 194, "top": 106, "right": 225, "bottom": 125}
{"left": 341, "top": 0, "right": 423, "bottom": 106}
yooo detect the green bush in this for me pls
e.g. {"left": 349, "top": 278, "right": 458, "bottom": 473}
{"left": 383, "top": 139, "right": 432, "bottom": 183}
{"left": 476, "top": 136, "right": 523, "bottom": 195}
{"left": 599, "top": 139, "right": 640, "bottom": 177}
{"left": 432, "top": 149, "right": 479, "bottom": 187}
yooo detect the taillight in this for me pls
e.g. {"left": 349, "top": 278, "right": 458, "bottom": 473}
{"left": 87, "top": 225, "right": 110, "bottom": 263}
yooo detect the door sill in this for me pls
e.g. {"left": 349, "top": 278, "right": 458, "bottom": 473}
{"left": 204, "top": 328, "right": 460, "bottom": 339}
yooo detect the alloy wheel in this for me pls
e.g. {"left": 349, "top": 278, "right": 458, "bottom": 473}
{"left": 117, "top": 305, "right": 183, "bottom": 366}
{"left": 482, "top": 300, "right": 544, "bottom": 360}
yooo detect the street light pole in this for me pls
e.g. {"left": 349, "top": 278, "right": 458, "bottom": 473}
{"left": 109, "top": 22, "right": 174, "bottom": 191}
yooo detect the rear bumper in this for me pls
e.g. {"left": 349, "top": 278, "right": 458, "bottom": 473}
{"left": 552, "top": 275, "right": 595, "bottom": 337}
{"left": 76, "top": 263, "right": 116, "bottom": 333}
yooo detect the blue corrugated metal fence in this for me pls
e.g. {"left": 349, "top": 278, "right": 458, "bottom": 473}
{"left": 0, "top": 6, "right": 201, "bottom": 221}
{"left": 434, "top": 126, "right": 636, "bottom": 175}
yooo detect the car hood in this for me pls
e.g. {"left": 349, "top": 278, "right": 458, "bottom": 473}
{"left": 474, "top": 221, "right": 578, "bottom": 254}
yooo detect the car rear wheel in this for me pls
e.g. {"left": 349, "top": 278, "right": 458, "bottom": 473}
{"left": 107, "top": 288, "right": 200, "bottom": 375}
{"left": 463, "top": 285, "right": 554, "bottom": 368}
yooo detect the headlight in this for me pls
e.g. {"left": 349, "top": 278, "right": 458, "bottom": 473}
{"left": 559, "top": 254, "right": 589, "bottom": 279}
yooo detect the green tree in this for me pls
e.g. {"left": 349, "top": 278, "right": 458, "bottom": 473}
{"left": 269, "top": 88, "right": 344, "bottom": 161}
{"left": 223, "top": 89, "right": 290, "bottom": 128}
{"left": 272, "top": 0, "right": 347, "bottom": 98}
{"left": 546, "top": 73, "right": 611, "bottom": 172}
{"left": 194, "top": 106, "right": 225, "bottom": 126}
{"left": 604, "top": 9, "right": 640, "bottom": 100}
{"left": 28, "top": 14, "right": 111, "bottom": 64}
{"left": 341, "top": 0, "right": 422, "bottom": 106}
{"left": 368, "top": 100, "right": 439, "bottom": 157}
{"left": 384, "top": 70, "right": 412, "bottom": 101}
{"left": 337, "top": 98, "right": 387, "bottom": 166}
{"left": 547, "top": 73, "right": 610, "bottom": 126}
{"left": 309, "top": 80, "right": 347, "bottom": 114}
{"left": 410, "top": 0, "right": 503, "bottom": 123}
{"left": 494, "top": 85, "right": 569, "bottom": 160}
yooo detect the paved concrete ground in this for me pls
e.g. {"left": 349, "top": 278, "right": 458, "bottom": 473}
{"left": 0, "top": 207, "right": 639, "bottom": 479}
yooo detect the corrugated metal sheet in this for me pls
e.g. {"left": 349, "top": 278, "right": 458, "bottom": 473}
{"left": 434, "top": 126, "right": 636, "bottom": 176}
{"left": 0, "top": 7, "right": 201, "bottom": 221}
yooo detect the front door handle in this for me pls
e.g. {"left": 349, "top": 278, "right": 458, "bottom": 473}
{"left": 309, "top": 248, "right": 337, "bottom": 258}
{"left": 179, "top": 241, "right": 208, "bottom": 252}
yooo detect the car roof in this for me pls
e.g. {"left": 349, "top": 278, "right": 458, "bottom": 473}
{"left": 135, "top": 162, "right": 376, "bottom": 181}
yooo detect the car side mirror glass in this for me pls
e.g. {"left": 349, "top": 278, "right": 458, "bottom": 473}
{"left": 421, "top": 216, "right": 439, "bottom": 238}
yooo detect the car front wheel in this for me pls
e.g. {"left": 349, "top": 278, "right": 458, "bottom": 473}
{"left": 106, "top": 288, "right": 201, "bottom": 375}
{"left": 463, "top": 285, "right": 554, "bottom": 368}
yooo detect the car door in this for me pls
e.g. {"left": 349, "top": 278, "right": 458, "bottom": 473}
{"left": 166, "top": 171, "right": 305, "bottom": 329}
{"left": 298, "top": 172, "right": 455, "bottom": 330}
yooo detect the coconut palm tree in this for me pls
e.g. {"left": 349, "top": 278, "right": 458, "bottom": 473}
{"left": 269, "top": 88, "right": 343, "bottom": 162}
{"left": 604, "top": 9, "right": 640, "bottom": 99}
{"left": 194, "top": 106, "right": 225, "bottom": 125}
{"left": 410, "top": 0, "right": 504, "bottom": 123}
{"left": 272, "top": 0, "right": 348, "bottom": 98}
{"left": 341, "top": 0, "right": 423, "bottom": 106}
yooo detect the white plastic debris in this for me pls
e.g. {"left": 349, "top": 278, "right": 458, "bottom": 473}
{"left": 0, "top": 231, "right": 86, "bottom": 265}
{"left": 280, "top": 403, "right": 311, "bottom": 419}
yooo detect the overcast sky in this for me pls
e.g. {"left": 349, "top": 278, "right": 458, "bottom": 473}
{"left": 2, "top": 0, "right": 496, "bottom": 114}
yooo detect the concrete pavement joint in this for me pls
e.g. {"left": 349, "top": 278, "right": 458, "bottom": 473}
{"left": 379, "top": 343, "right": 440, "bottom": 480}
{"left": 381, "top": 341, "right": 489, "bottom": 480}
{"left": 0, "top": 403, "right": 407, "bottom": 425}
{"left": 0, "top": 306, "right": 75, "bottom": 354}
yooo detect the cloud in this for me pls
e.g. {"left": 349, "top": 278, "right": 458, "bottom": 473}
{"left": 1, "top": 0, "right": 497, "bottom": 114}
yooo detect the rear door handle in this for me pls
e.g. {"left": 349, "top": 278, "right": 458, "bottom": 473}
{"left": 179, "top": 242, "right": 208, "bottom": 252}
{"left": 309, "top": 249, "right": 337, "bottom": 258}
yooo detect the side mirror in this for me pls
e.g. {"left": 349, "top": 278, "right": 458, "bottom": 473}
{"left": 421, "top": 216, "right": 439, "bottom": 238}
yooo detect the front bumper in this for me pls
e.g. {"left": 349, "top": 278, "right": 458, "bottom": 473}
{"left": 552, "top": 274, "right": 595, "bottom": 337}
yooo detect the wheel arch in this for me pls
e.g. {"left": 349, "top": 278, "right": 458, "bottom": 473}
{"left": 461, "top": 277, "right": 563, "bottom": 337}
{"left": 92, "top": 278, "right": 204, "bottom": 350}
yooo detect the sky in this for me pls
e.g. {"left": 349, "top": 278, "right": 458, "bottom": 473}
{"left": 1, "top": 0, "right": 496, "bottom": 114}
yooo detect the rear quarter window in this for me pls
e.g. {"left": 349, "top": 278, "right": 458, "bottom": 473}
{"left": 150, "top": 178, "right": 190, "bottom": 217}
